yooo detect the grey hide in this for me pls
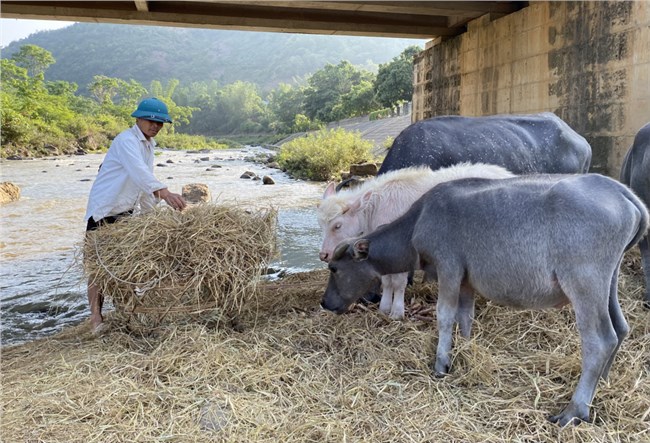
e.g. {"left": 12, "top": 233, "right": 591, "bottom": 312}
{"left": 620, "top": 122, "right": 650, "bottom": 306}
{"left": 378, "top": 112, "right": 592, "bottom": 175}
{"left": 321, "top": 173, "right": 649, "bottom": 426}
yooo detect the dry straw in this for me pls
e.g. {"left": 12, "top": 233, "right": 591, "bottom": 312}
{"left": 1, "top": 249, "right": 648, "bottom": 442}
{"left": 82, "top": 204, "right": 277, "bottom": 327}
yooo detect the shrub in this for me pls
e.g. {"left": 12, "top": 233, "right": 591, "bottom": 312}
{"left": 155, "top": 132, "right": 230, "bottom": 150}
{"left": 277, "top": 128, "right": 374, "bottom": 181}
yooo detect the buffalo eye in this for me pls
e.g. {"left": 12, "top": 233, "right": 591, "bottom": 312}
{"left": 334, "top": 223, "right": 342, "bottom": 231}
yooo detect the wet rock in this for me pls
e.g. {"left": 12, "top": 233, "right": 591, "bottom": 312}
{"left": 267, "top": 162, "right": 280, "bottom": 169}
{"left": 262, "top": 175, "right": 275, "bottom": 185}
{"left": 80, "top": 178, "right": 92, "bottom": 182}
{"left": 166, "top": 159, "right": 174, "bottom": 164}
{"left": 7, "top": 155, "right": 23, "bottom": 160}
{"left": 0, "top": 182, "right": 21, "bottom": 204}
{"left": 240, "top": 171, "right": 257, "bottom": 179}
{"left": 182, "top": 183, "right": 211, "bottom": 203}
{"left": 200, "top": 157, "right": 210, "bottom": 161}
{"left": 211, "top": 164, "right": 223, "bottom": 168}
{"left": 156, "top": 163, "right": 167, "bottom": 167}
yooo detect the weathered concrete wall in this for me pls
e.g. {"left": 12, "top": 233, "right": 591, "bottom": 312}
{"left": 413, "top": 1, "right": 650, "bottom": 176}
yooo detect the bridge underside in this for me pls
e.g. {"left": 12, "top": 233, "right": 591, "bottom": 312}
{"left": 2, "top": 1, "right": 526, "bottom": 39}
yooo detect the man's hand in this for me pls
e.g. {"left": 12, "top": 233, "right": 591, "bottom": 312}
{"left": 154, "top": 188, "right": 187, "bottom": 211}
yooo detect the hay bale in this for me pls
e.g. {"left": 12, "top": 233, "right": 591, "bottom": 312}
{"left": 83, "top": 203, "right": 276, "bottom": 326}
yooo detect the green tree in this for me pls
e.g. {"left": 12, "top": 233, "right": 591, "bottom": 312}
{"left": 89, "top": 75, "right": 146, "bottom": 107}
{"left": 218, "top": 81, "right": 266, "bottom": 133}
{"left": 303, "top": 61, "right": 375, "bottom": 123}
{"left": 374, "top": 45, "right": 421, "bottom": 108}
{"left": 150, "top": 79, "right": 195, "bottom": 132}
{"left": 334, "top": 80, "right": 379, "bottom": 119}
{"left": 266, "top": 83, "right": 305, "bottom": 133}
{"left": 10, "top": 44, "right": 55, "bottom": 78}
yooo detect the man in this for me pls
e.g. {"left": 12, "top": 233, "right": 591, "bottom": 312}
{"left": 84, "top": 97, "right": 187, "bottom": 334}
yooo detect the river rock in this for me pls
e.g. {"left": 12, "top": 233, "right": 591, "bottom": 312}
{"left": 240, "top": 171, "right": 257, "bottom": 179}
{"left": 0, "top": 182, "right": 21, "bottom": 204}
{"left": 349, "top": 162, "right": 378, "bottom": 176}
{"left": 262, "top": 175, "right": 275, "bottom": 185}
{"left": 182, "top": 183, "right": 211, "bottom": 203}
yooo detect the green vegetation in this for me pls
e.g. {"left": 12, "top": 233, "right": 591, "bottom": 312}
{"left": 0, "top": 46, "right": 219, "bottom": 158}
{"left": 277, "top": 128, "right": 375, "bottom": 181}
{"left": 2, "top": 38, "right": 421, "bottom": 163}
{"left": 155, "top": 133, "right": 230, "bottom": 150}
{"left": 1, "top": 23, "right": 426, "bottom": 94}
{"left": 374, "top": 46, "right": 421, "bottom": 107}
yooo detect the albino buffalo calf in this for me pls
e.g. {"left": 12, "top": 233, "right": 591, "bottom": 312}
{"left": 322, "top": 173, "right": 649, "bottom": 426}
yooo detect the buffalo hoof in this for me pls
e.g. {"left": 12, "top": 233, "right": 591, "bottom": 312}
{"left": 548, "top": 402, "right": 590, "bottom": 427}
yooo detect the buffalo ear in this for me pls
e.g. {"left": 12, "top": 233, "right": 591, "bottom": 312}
{"left": 323, "top": 182, "right": 337, "bottom": 199}
{"left": 352, "top": 239, "right": 369, "bottom": 261}
{"left": 333, "top": 242, "right": 349, "bottom": 260}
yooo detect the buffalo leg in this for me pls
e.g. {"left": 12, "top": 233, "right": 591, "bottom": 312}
{"left": 433, "top": 269, "right": 463, "bottom": 376}
{"left": 601, "top": 262, "right": 629, "bottom": 379}
{"left": 549, "top": 272, "right": 618, "bottom": 426}
{"left": 456, "top": 283, "right": 475, "bottom": 338}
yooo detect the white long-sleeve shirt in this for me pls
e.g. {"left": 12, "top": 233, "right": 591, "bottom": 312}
{"left": 85, "top": 124, "right": 165, "bottom": 222}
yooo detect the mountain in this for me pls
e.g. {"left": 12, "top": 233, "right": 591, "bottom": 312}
{"left": 2, "top": 23, "right": 426, "bottom": 93}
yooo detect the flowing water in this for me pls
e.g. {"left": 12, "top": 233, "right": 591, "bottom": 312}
{"left": 0, "top": 147, "right": 327, "bottom": 345}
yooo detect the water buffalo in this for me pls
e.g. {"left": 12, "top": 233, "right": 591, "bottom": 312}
{"left": 318, "top": 163, "right": 515, "bottom": 319}
{"left": 378, "top": 112, "right": 591, "bottom": 175}
{"left": 321, "top": 173, "right": 649, "bottom": 426}
{"left": 620, "top": 122, "right": 650, "bottom": 306}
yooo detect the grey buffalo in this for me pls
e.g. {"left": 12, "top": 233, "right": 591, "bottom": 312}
{"left": 620, "top": 122, "right": 650, "bottom": 305}
{"left": 321, "top": 174, "right": 649, "bottom": 426}
{"left": 378, "top": 112, "right": 592, "bottom": 175}
{"left": 318, "top": 163, "right": 514, "bottom": 319}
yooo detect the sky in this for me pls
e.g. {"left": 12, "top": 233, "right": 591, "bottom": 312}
{"left": 1, "top": 18, "right": 75, "bottom": 48}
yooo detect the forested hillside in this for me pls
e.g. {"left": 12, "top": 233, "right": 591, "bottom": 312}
{"left": 2, "top": 23, "right": 426, "bottom": 93}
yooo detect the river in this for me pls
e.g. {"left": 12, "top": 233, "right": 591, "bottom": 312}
{"left": 0, "top": 146, "right": 326, "bottom": 346}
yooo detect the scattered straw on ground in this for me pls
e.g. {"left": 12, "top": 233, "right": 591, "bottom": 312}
{"left": 82, "top": 204, "right": 276, "bottom": 328}
{"left": 1, "top": 250, "right": 649, "bottom": 442}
